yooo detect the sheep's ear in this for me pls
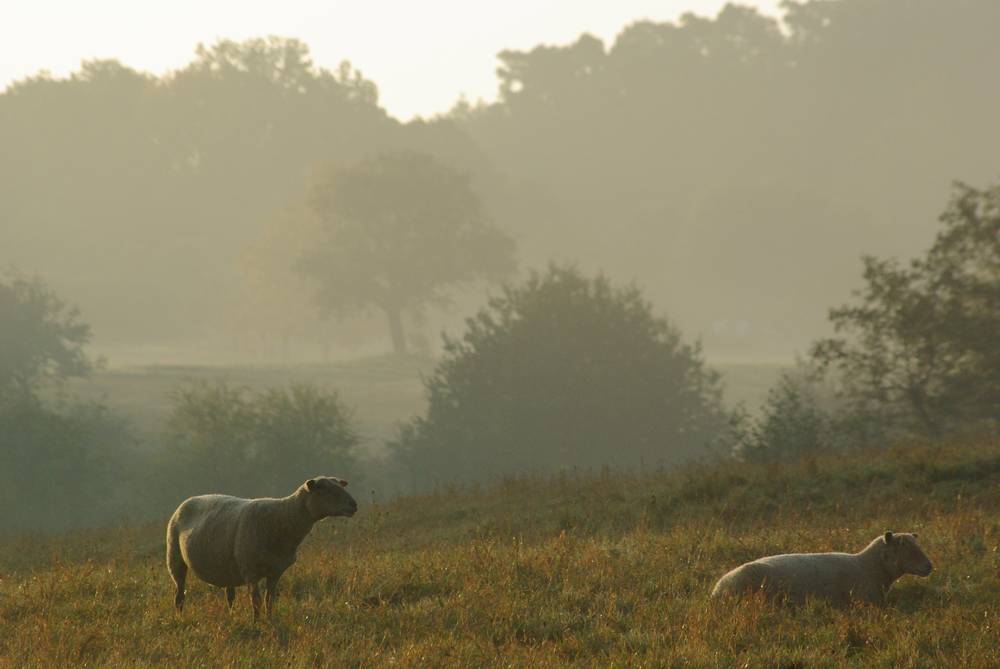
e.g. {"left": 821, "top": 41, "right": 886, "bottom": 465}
{"left": 305, "top": 478, "right": 317, "bottom": 491}
{"left": 884, "top": 531, "right": 894, "bottom": 544}
{"left": 338, "top": 478, "right": 348, "bottom": 488}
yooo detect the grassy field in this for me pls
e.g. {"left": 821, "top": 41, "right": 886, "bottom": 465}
{"left": 57, "top": 356, "right": 787, "bottom": 453}
{"left": 3, "top": 439, "right": 1000, "bottom": 667}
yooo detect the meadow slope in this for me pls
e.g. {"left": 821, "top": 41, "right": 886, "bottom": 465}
{"left": 4, "top": 440, "right": 1000, "bottom": 667}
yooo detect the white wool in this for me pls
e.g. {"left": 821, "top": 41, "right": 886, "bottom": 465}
{"left": 710, "top": 532, "right": 933, "bottom": 606}
{"left": 166, "top": 476, "right": 356, "bottom": 619}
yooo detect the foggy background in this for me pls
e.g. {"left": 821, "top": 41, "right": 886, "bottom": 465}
{"left": 4, "top": 0, "right": 1000, "bottom": 533}
{"left": 6, "top": 0, "right": 996, "bottom": 364}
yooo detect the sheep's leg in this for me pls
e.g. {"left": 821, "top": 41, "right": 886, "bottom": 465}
{"left": 166, "top": 522, "right": 187, "bottom": 611}
{"left": 225, "top": 587, "right": 236, "bottom": 609}
{"left": 264, "top": 576, "right": 279, "bottom": 616}
{"left": 248, "top": 581, "right": 262, "bottom": 621}
{"left": 172, "top": 569, "right": 187, "bottom": 612}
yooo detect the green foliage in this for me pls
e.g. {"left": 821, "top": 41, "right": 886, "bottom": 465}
{"left": 164, "top": 382, "right": 360, "bottom": 499}
{"left": 0, "top": 272, "right": 95, "bottom": 403}
{"left": 731, "top": 372, "right": 830, "bottom": 463}
{"left": 165, "top": 382, "right": 257, "bottom": 497}
{"left": 253, "top": 385, "right": 361, "bottom": 493}
{"left": 0, "top": 399, "right": 135, "bottom": 533}
{"left": 391, "top": 266, "right": 729, "bottom": 486}
{"left": 812, "top": 181, "right": 1000, "bottom": 440}
{"left": 298, "top": 151, "right": 516, "bottom": 354}
{"left": 0, "top": 275, "right": 144, "bottom": 533}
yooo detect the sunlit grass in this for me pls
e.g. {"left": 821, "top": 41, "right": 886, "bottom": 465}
{"left": 4, "top": 440, "right": 1000, "bottom": 666}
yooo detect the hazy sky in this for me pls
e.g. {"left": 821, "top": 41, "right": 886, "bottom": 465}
{"left": 3, "top": 1, "right": 782, "bottom": 120}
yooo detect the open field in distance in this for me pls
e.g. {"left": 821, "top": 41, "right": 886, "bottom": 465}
{"left": 57, "top": 356, "right": 788, "bottom": 452}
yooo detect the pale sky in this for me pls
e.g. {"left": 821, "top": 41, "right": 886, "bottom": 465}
{"left": 2, "top": 1, "right": 783, "bottom": 120}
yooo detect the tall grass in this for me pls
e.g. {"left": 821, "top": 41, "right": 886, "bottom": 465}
{"left": 3, "top": 440, "right": 1000, "bottom": 667}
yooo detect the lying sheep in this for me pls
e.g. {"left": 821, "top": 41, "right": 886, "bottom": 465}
{"left": 166, "top": 476, "right": 357, "bottom": 619}
{"left": 711, "top": 531, "right": 932, "bottom": 606}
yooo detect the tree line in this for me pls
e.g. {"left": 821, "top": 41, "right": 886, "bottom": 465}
{"left": 4, "top": 178, "right": 1000, "bottom": 529}
{"left": 0, "top": 38, "right": 493, "bottom": 352}
{"left": 4, "top": 0, "right": 1000, "bottom": 530}
{"left": 3, "top": 1, "right": 999, "bottom": 357}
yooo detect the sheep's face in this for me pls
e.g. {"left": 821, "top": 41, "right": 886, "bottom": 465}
{"left": 882, "top": 532, "right": 933, "bottom": 577}
{"left": 304, "top": 477, "right": 358, "bottom": 518}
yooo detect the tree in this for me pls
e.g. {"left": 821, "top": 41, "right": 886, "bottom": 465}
{"left": 166, "top": 382, "right": 258, "bottom": 497}
{"left": 812, "top": 181, "right": 1000, "bottom": 440}
{"left": 0, "top": 400, "right": 134, "bottom": 533}
{"left": 390, "top": 265, "right": 730, "bottom": 486}
{"left": 233, "top": 205, "right": 326, "bottom": 360}
{"left": 165, "top": 382, "right": 360, "bottom": 499}
{"left": 458, "top": 1, "right": 1000, "bottom": 359}
{"left": 0, "top": 273, "right": 138, "bottom": 534}
{"left": 298, "top": 151, "right": 516, "bottom": 354}
{"left": 236, "top": 204, "right": 395, "bottom": 360}
{"left": 0, "top": 272, "right": 95, "bottom": 404}
{"left": 731, "top": 371, "right": 831, "bottom": 463}
{"left": 0, "top": 38, "right": 396, "bottom": 346}
{"left": 252, "top": 385, "right": 360, "bottom": 493}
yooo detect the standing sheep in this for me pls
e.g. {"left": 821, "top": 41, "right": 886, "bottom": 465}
{"left": 711, "top": 531, "right": 932, "bottom": 606}
{"left": 166, "top": 476, "right": 357, "bottom": 619}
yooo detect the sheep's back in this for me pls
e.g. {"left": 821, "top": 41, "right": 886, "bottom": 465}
{"left": 715, "top": 552, "right": 866, "bottom": 605}
{"left": 171, "top": 495, "right": 249, "bottom": 587}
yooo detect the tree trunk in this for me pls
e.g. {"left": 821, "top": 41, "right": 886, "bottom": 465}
{"left": 908, "top": 384, "right": 942, "bottom": 439}
{"left": 386, "top": 307, "right": 407, "bottom": 355}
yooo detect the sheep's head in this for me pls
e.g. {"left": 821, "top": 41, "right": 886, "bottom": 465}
{"left": 303, "top": 476, "right": 357, "bottom": 519}
{"left": 882, "top": 531, "right": 933, "bottom": 577}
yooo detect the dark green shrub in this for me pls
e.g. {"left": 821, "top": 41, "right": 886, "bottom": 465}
{"left": 163, "top": 382, "right": 360, "bottom": 499}
{"left": 390, "top": 265, "right": 730, "bottom": 486}
{"left": 732, "top": 373, "right": 830, "bottom": 463}
{"left": 0, "top": 399, "right": 135, "bottom": 533}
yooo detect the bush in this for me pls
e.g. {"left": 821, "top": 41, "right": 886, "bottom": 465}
{"left": 732, "top": 372, "right": 830, "bottom": 463}
{"left": 163, "top": 381, "right": 360, "bottom": 500}
{"left": 0, "top": 399, "right": 136, "bottom": 533}
{"left": 390, "top": 265, "right": 731, "bottom": 487}
{"left": 0, "top": 274, "right": 138, "bottom": 534}
{"left": 253, "top": 385, "right": 361, "bottom": 493}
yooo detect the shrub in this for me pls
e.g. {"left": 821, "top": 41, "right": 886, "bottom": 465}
{"left": 163, "top": 382, "right": 360, "bottom": 499}
{"left": 0, "top": 400, "right": 135, "bottom": 533}
{"left": 253, "top": 384, "right": 361, "bottom": 493}
{"left": 390, "top": 265, "right": 730, "bottom": 487}
{"left": 0, "top": 274, "right": 136, "bottom": 534}
{"left": 732, "top": 372, "right": 830, "bottom": 463}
